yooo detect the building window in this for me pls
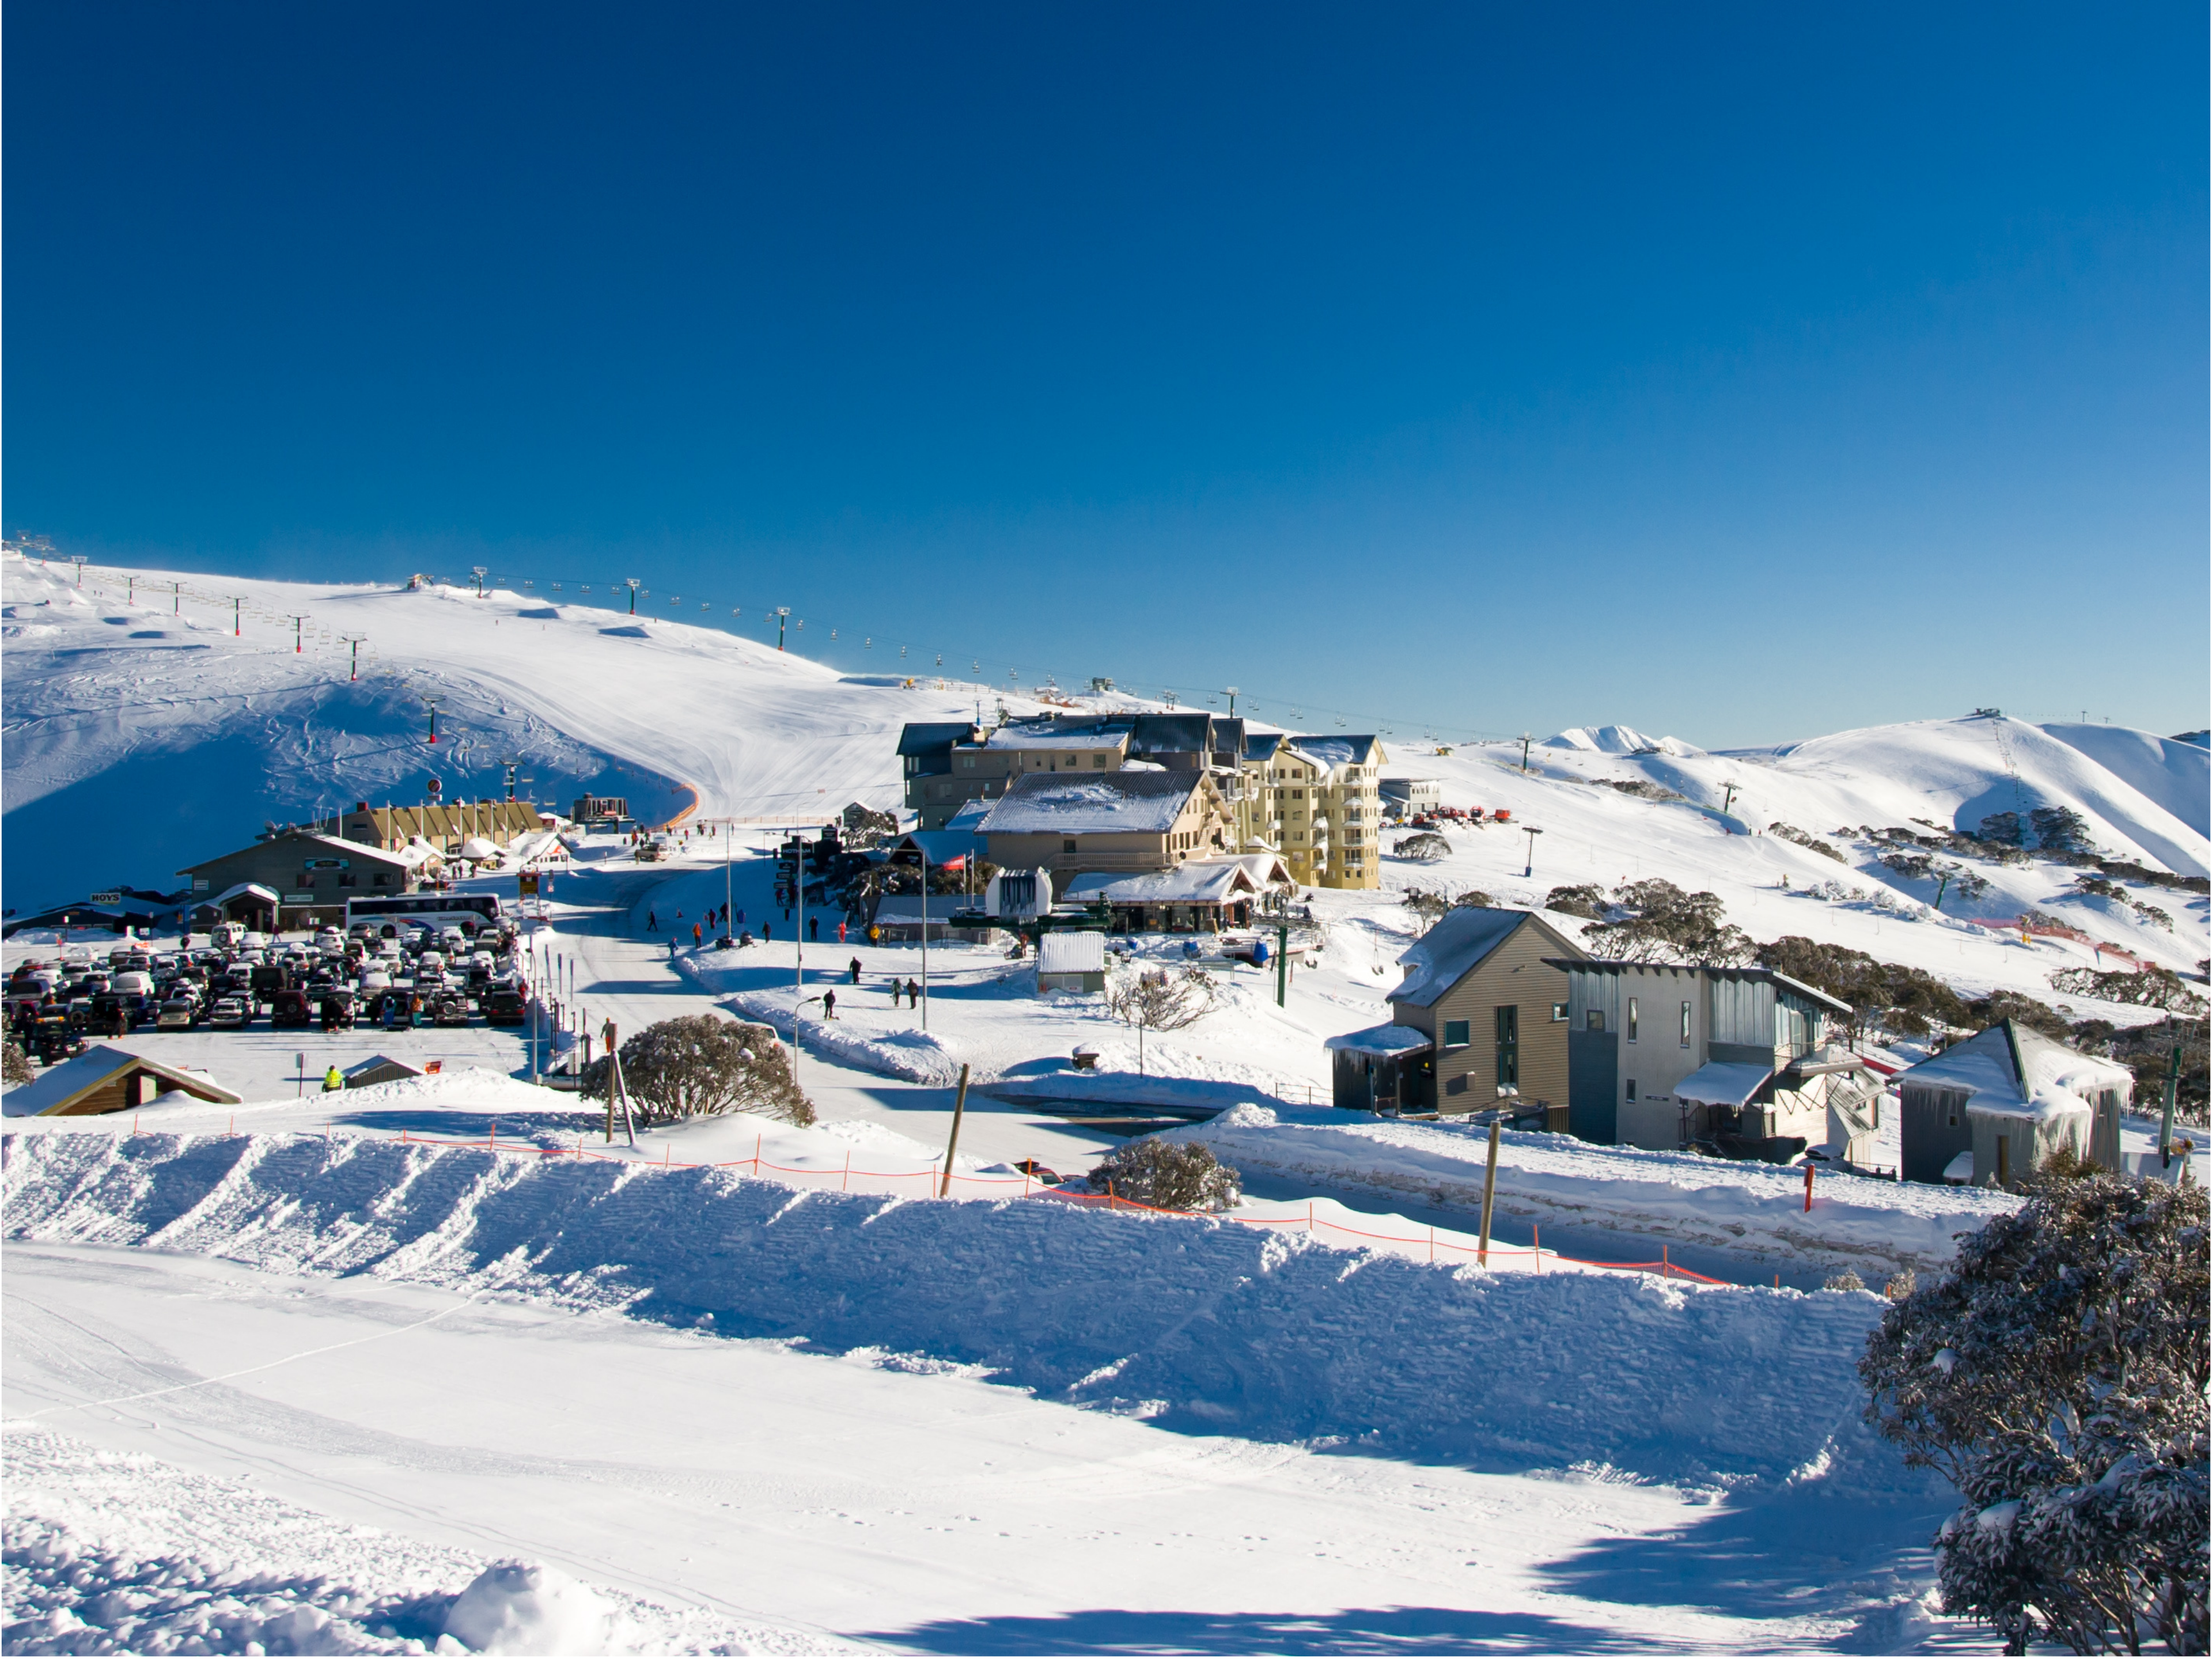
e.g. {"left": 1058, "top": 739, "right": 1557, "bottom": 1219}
{"left": 338, "top": 874, "right": 358, "bottom": 888}
{"left": 1496, "top": 1005, "right": 1519, "bottom": 1086}
{"left": 1063, "top": 839, "right": 1077, "bottom": 854}
{"left": 1551, "top": 1001, "right": 1569, "bottom": 1022}
{"left": 1624, "top": 1078, "right": 1637, "bottom": 1101}
{"left": 1626, "top": 997, "right": 1638, "bottom": 1041}
{"left": 1092, "top": 753, "right": 1107, "bottom": 767}
{"left": 1585, "top": 1009, "right": 1604, "bottom": 1032}
{"left": 1680, "top": 1000, "right": 1692, "bottom": 1047}
{"left": 374, "top": 873, "right": 393, "bottom": 885}
{"left": 1443, "top": 1019, "right": 1469, "bottom": 1048}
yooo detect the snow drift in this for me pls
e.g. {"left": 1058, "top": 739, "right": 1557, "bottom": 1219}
{"left": 2, "top": 1128, "right": 1892, "bottom": 1489}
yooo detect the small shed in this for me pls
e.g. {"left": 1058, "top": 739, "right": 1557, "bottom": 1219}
{"left": 2, "top": 1045, "right": 242, "bottom": 1118}
{"left": 1893, "top": 1020, "right": 2128, "bottom": 1186}
{"left": 343, "top": 1055, "right": 423, "bottom": 1089}
{"left": 1325, "top": 1022, "right": 1436, "bottom": 1113}
{"left": 1036, "top": 931, "right": 1108, "bottom": 994}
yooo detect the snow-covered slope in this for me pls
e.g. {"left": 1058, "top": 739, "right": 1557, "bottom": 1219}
{"left": 6, "top": 551, "right": 2205, "bottom": 1003}
{"left": 2, "top": 552, "right": 1051, "bottom": 909}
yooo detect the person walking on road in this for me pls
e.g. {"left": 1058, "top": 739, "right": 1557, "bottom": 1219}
{"left": 821, "top": 989, "right": 836, "bottom": 1020}
{"left": 837, "top": 920, "right": 847, "bottom": 944}
{"left": 808, "top": 915, "right": 819, "bottom": 941}
{"left": 646, "top": 910, "right": 658, "bottom": 933}
{"left": 906, "top": 978, "right": 919, "bottom": 1009}
{"left": 849, "top": 957, "right": 862, "bottom": 985}
{"left": 692, "top": 922, "right": 703, "bottom": 949}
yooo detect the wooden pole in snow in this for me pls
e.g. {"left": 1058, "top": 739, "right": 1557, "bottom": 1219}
{"left": 939, "top": 1063, "right": 971, "bottom": 1198}
{"left": 1478, "top": 1118, "right": 1500, "bottom": 1266}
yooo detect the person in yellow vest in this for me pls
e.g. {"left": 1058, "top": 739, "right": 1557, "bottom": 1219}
{"left": 323, "top": 1064, "right": 344, "bottom": 1092}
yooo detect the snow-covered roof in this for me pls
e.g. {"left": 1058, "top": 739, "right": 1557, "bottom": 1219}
{"left": 1324, "top": 1022, "right": 1435, "bottom": 1056}
{"left": 2, "top": 1044, "right": 241, "bottom": 1117}
{"left": 980, "top": 724, "right": 1131, "bottom": 752}
{"left": 1127, "top": 713, "right": 1213, "bottom": 755}
{"left": 896, "top": 721, "right": 979, "bottom": 757}
{"left": 1286, "top": 734, "right": 1378, "bottom": 771}
{"left": 943, "top": 798, "right": 993, "bottom": 832}
{"left": 1893, "top": 1020, "right": 2126, "bottom": 1123}
{"left": 979, "top": 770, "right": 1202, "bottom": 836}
{"left": 196, "top": 881, "right": 279, "bottom": 910}
{"left": 180, "top": 830, "right": 417, "bottom": 876}
{"left": 1392, "top": 908, "right": 1575, "bottom": 1008}
{"left": 1672, "top": 1062, "right": 1774, "bottom": 1108}
{"left": 893, "top": 830, "right": 979, "bottom": 866}
{"left": 1037, "top": 931, "right": 1107, "bottom": 975}
{"left": 1061, "top": 855, "right": 1275, "bottom": 906}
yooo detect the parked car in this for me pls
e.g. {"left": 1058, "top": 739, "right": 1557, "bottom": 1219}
{"left": 429, "top": 994, "right": 471, "bottom": 1028}
{"left": 270, "top": 988, "right": 313, "bottom": 1029}
{"left": 483, "top": 987, "right": 528, "bottom": 1027}
{"left": 207, "top": 995, "right": 250, "bottom": 1030}
{"left": 156, "top": 997, "right": 198, "bottom": 1031}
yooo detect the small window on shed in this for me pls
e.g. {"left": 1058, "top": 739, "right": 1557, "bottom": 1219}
{"left": 1551, "top": 1001, "right": 1569, "bottom": 1022}
{"left": 1586, "top": 1009, "right": 1605, "bottom": 1033}
{"left": 1443, "top": 1019, "right": 1470, "bottom": 1048}
{"left": 1624, "top": 1078, "right": 1637, "bottom": 1101}
{"left": 1063, "top": 839, "right": 1077, "bottom": 854}
{"left": 1680, "top": 1001, "right": 1692, "bottom": 1047}
{"left": 1627, "top": 997, "right": 1639, "bottom": 1042}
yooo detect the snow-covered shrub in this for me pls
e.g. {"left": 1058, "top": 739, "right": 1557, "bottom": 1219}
{"left": 1976, "top": 811, "right": 2025, "bottom": 847}
{"left": 1, "top": 1039, "right": 31, "bottom": 1087}
{"left": 1878, "top": 849, "right": 1934, "bottom": 882}
{"left": 2048, "top": 967, "right": 2208, "bottom": 1017}
{"left": 1404, "top": 888, "right": 1494, "bottom": 929}
{"left": 1392, "top": 832, "right": 1451, "bottom": 862}
{"left": 2030, "top": 805, "right": 2097, "bottom": 855}
{"left": 1822, "top": 1270, "right": 1866, "bottom": 1293}
{"left": 1543, "top": 884, "right": 1607, "bottom": 919}
{"left": 1768, "top": 823, "right": 1846, "bottom": 862}
{"left": 1883, "top": 1268, "right": 1916, "bottom": 1301}
{"left": 1087, "top": 1139, "right": 1241, "bottom": 1211}
{"left": 2133, "top": 901, "right": 2175, "bottom": 931}
{"left": 1858, "top": 1169, "right": 2209, "bottom": 1654}
{"left": 581, "top": 1014, "right": 815, "bottom": 1126}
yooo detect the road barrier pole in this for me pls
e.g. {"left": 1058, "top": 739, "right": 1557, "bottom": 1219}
{"left": 1478, "top": 1118, "right": 1500, "bottom": 1266}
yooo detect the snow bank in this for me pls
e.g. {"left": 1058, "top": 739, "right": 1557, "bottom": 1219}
{"left": 1, "top": 1427, "right": 833, "bottom": 1656}
{"left": 1169, "top": 1107, "right": 2018, "bottom": 1275}
{"left": 3, "top": 1130, "right": 1893, "bottom": 1488}
{"left": 715, "top": 986, "right": 967, "bottom": 1084}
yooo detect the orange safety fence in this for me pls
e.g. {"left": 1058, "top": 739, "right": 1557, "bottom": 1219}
{"left": 117, "top": 1120, "right": 1733, "bottom": 1287}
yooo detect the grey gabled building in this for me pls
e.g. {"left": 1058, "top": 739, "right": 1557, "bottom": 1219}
{"left": 1544, "top": 959, "right": 1854, "bottom": 1149}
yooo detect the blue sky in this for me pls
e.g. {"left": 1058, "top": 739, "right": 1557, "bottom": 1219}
{"left": 7, "top": 3, "right": 2204, "bottom": 745}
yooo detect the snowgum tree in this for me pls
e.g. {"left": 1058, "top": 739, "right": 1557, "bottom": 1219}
{"left": 2, "top": 1039, "right": 31, "bottom": 1087}
{"left": 582, "top": 1014, "right": 815, "bottom": 1126}
{"left": 1088, "top": 1139, "right": 1241, "bottom": 1211}
{"left": 1858, "top": 1165, "right": 2208, "bottom": 1654}
{"left": 1582, "top": 879, "right": 1753, "bottom": 965}
{"left": 1105, "top": 967, "right": 1215, "bottom": 1075}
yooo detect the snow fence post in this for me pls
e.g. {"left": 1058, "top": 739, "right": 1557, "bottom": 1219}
{"left": 1802, "top": 1161, "right": 1814, "bottom": 1211}
{"left": 1478, "top": 1118, "right": 1501, "bottom": 1266}
{"left": 938, "top": 1063, "right": 971, "bottom": 1198}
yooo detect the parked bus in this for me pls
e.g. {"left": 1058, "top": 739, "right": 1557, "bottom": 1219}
{"left": 346, "top": 893, "right": 504, "bottom": 938}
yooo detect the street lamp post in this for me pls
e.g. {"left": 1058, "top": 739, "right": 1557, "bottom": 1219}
{"left": 1522, "top": 826, "right": 1544, "bottom": 879}
{"left": 626, "top": 578, "right": 640, "bottom": 615}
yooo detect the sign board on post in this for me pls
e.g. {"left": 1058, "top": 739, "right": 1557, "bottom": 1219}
{"left": 518, "top": 872, "right": 540, "bottom": 896}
